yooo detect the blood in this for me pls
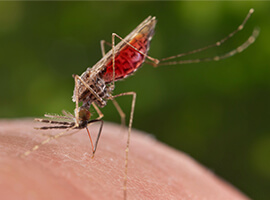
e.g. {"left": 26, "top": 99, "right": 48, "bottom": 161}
{"left": 101, "top": 33, "right": 150, "bottom": 83}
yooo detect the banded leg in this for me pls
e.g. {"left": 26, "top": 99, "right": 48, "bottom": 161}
{"left": 110, "top": 9, "right": 258, "bottom": 69}
{"left": 109, "top": 91, "right": 136, "bottom": 200}
{"left": 21, "top": 125, "right": 76, "bottom": 158}
{"left": 154, "top": 27, "right": 259, "bottom": 66}
{"left": 21, "top": 119, "right": 103, "bottom": 158}
{"left": 151, "top": 9, "right": 259, "bottom": 66}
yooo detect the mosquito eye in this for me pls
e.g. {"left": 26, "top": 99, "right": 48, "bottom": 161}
{"left": 79, "top": 108, "right": 91, "bottom": 121}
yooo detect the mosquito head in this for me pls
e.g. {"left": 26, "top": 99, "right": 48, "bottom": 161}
{"left": 78, "top": 107, "right": 91, "bottom": 128}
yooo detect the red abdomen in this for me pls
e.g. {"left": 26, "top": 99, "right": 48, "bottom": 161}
{"left": 101, "top": 33, "right": 150, "bottom": 83}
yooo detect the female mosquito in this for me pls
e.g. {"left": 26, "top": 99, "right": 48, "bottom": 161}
{"left": 22, "top": 8, "right": 259, "bottom": 200}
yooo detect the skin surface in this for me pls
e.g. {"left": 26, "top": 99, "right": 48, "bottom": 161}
{"left": 0, "top": 119, "right": 250, "bottom": 200}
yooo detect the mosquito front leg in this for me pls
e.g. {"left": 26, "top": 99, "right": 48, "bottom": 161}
{"left": 110, "top": 91, "right": 136, "bottom": 200}
{"left": 73, "top": 74, "right": 81, "bottom": 126}
{"left": 21, "top": 125, "right": 76, "bottom": 158}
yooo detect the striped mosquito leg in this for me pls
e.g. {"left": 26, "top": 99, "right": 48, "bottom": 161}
{"left": 110, "top": 91, "right": 136, "bottom": 200}
{"left": 157, "top": 27, "right": 259, "bottom": 66}
{"left": 21, "top": 126, "right": 76, "bottom": 158}
{"left": 158, "top": 8, "right": 256, "bottom": 63}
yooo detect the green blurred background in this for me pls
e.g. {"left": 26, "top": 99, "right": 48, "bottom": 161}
{"left": 0, "top": 1, "right": 269, "bottom": 199}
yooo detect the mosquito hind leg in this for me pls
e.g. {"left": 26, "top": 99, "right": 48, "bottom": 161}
{"left": 153, "top": 9, "right": 258, "bottom": 66}
{"left": 109, "top": 91, "right": 136, "bottom": 200}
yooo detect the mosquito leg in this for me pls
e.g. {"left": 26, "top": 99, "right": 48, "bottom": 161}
{"left": 100, "top": 40, "right": 112, "bottom": 56}
{"left": 40, "top": 128, "right": 81, "bottom": 139}
{"left": 159, "top": 9, "right": 255, "bottom": 62}
{"left": 73, "top": 74, "right": 81, "bottom": 126}
{"left": 156, "top": 27, "right": 259, "bottom": 66}
{"left": 92, "top": 102, "right": 104, "bottom": 120}
{"left": 110, "top": 91, "right": 136, "bottom": 200}
{"left": 95, "top": 39, "right": 123, "bottom": 127}
{"left": 21, "top": 125, "right": 76, "bottom": 158}
{"left": 112, "top": 33, "right": 116, "bottom": 90}
{"left": 100, "top": 40, "right": 106, "bottom": 57}
{"left": 112, "top": 99, "right": 126, "bottom": 128}
{"left": 153, "top": 9, "right": 258, "bottom": 66}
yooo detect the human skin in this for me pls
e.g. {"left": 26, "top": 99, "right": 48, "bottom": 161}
{"left": 0, "top": 119, "right": 250, "bottom": 200}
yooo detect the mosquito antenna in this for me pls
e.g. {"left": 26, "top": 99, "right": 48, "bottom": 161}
{"left": 159, "top": 8, "right": 255, "bottom": 63}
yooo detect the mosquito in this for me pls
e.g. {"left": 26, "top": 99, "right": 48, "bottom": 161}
{"left": 22, "top": 8, "right": 259, "bottom": 200}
